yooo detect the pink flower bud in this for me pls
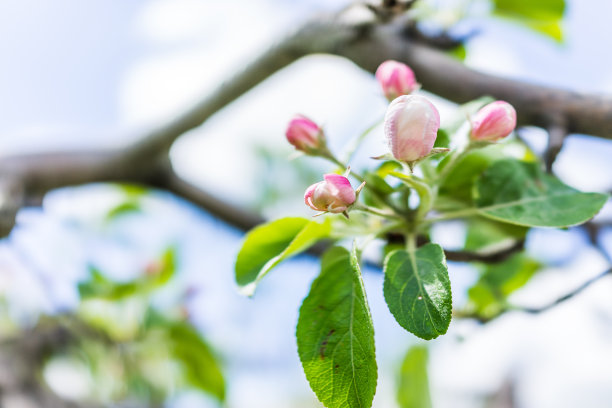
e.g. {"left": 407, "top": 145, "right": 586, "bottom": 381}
{"left": 470, "top": 101, "right": 517, "bottom": 141}
{"left": 383, "top": 95, "right": 440, "bottom": 163}
{"left": 375, "top": 60, "right": 418, "bottom": 101}
{"left": 304, "top": 174, "right": 356, "bottom": 214}
{"left": 285, "top": 115, "right": 325, "bottom": 153}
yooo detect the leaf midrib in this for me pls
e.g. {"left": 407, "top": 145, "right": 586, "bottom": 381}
{"left": 406, "top": 250, "right": 437, "bottom": 335}
{"left": 253, "top": 221, "right": 327, "bottom": 287}
{"left": 319, "top": 254, "right": 365, "bottom": 408}
{"left": 478, "top": 190, "right": 586, "bottom": 213}
{"left": 349, "top": 275, "right": 362, "bottom": 408}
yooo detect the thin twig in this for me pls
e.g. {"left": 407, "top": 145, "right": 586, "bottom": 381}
{"left": 444, "top": 240, "right": 525, "bottom": 263}
{"left": 455, "top": 267, "right": 612, "bottom": 322}
{"left": 515, "top": 267, "right": 612, "bottom": 314}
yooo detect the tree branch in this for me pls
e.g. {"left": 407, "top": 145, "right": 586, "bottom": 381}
{"left": 455, "top": 267, "right": 612, "bottom": 323}
{"left": 157, "top": 168, "right": 265, "bottom": 231}
{"left": 0, "top": 322, "right": 101, "bottom": 408}
{"left": 444, "top": 240, "right": 525, "bottom": 263}
{"left": 314, "top": 15, "right": 612, "bottom": 137}
{"left": 1, "top": 2, "right": 612, "bottom": 239}
{"left": 513, "top": 267, "right": 612, "bottom": 315}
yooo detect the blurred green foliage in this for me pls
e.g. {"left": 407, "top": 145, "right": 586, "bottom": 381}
{"left": 468, "top": 253, "right": 541, "bottom": 319}
{"left": 397, "top": 345, "right": 432, "bottom": 408}
{"left": 17, "top": 196, "right": 230, "bottom": 408}
{"left": 492, "top": 0, "right": 566, "bottom": 41}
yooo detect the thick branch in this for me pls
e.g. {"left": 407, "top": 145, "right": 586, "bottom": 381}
{"left": 305, "top": 16, "right": 612, "bottom": 136}
{"left": 0, "top": 177, "right": 24, "bottom": 237}
{"left": 444, "top": 240, "right": 525, "bottom": 263}
{"left": 157, "top": 169, "right": 265, "bottom": 231}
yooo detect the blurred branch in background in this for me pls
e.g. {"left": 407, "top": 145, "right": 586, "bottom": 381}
{"left": 0, "top": 321, "right": 92, "bottom": 408}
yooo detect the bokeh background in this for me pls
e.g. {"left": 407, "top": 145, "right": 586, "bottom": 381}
{"left": 1, "top": 0, "right": 612, "bottom": 407}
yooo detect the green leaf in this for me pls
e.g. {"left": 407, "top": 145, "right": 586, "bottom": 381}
{"left": 361, "top": 163, "right": 401, "bottom": 206}
{"left": 492, "top": 0, "right": 565, "bottom": 41}
{"left": 364, "top": 172, "right": 395, "bottom": 195}
{"left": 474, "top": 159, "right": 608, "bottom": 227}
{"left": 464, "top": 218, "right": 527, "bottom": 252}
{"left": 375, "top": 160, "right": 402, "bottom": 177}
{"left": 115, "top": 183, "right": 149, "bottom": 198}
{"left": 438, "top": 147, "right": 509, "bottom": 202}
{"left": 468, "top": 253, "right": 540, "bottom": 318}
{"left": 383, "top": 244, "right": 452, "bottom": 340}
{"left": 167, "top": 321, "right": 225, "bottom": 401}
{"left": 433, "top": 129, "right": 451, "bottom": 149}
{"left": 297, "top": 246, "right": 377, "bottom": 408}
{"left": 445, "top": 44, "right": 467, "bottom": 62}
{"left": 106, "top": 201, "right": 141, "bottom": 221}
{"left": 143, "top": 311, "right": 225, "bottom": 401}
{"left": 235, "top": 217, "right": 331, "bottom": 296}
{"left": 493, "top": 0, "right": 564, "bottom": 20}
{"left": 397, "top": 346, "right": 432, "bottom": 408}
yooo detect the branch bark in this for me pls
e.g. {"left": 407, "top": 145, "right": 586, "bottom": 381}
{"left": 296, "top": 10, "right": 612, "bottom": 137}
{"left": 0, "top": 323, "right": 101, "bottom": 408}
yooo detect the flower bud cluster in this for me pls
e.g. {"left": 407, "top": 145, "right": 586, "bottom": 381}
{"left": 285, "top": 60, "right": 517, "bottom": 216}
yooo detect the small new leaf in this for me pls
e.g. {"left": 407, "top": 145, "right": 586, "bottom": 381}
{"left": 235, "top": 217, "right": 331, "bottom": 296}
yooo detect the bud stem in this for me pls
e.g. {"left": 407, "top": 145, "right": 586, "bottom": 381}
{"left": 322, "top": 152, "right": 406, "bottom": 216}
{"left": 341, "top": 117, "right": 384, "bottom": 163}
{"left": 436, "top": 146, "right": 468, "bottom": 186}
{"left": 422, "top": 207, "right": 480, "bottom": 225}
{"left": 436, "top": 140, "right": 490, "bottom": 186}
{"left": 324, "top": 153, "right": 365, "bottom": 183}
{"left": 389, "top": 171, "right": 432, "bottom": 221}
{"left": 405, "top": 232, "right": 417, "bottom": 253}
{"left": 353, "top": 204, "right": 402, "bottom": 220}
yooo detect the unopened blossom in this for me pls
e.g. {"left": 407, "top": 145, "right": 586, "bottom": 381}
{"left": 470, "top": 101, "right": 517, "bottom": 141}
{"left": 285, "top": 115, "right": 325, "bottom": 153}
{"left": 375, "top": 60, "right": 418, "bottom": 101}
{"left": 383, "top": 95, "right": 440, "bottom": 163}
{"left": 304, "top": 174, "right": 356, "bottom": 214}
